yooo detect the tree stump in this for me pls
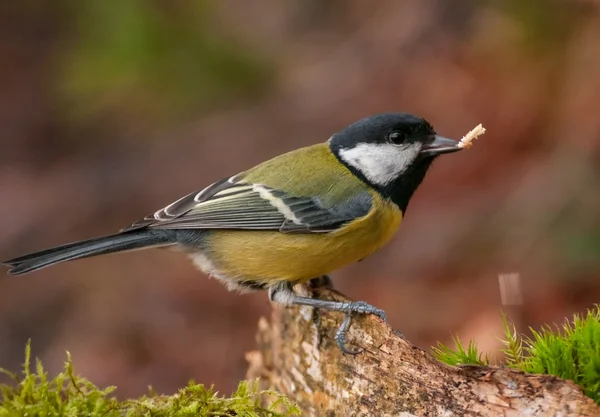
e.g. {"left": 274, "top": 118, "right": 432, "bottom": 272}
{"left": 245, "top": 287, "right": 600, "bottom": 416}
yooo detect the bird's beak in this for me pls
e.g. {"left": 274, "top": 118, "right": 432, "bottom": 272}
{"left": 420, "top": 135, "right": 461, "bottom": 156}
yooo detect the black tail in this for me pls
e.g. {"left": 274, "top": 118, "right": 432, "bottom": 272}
{"left": 3, "top": 229, "right": 175, "bottom": 275}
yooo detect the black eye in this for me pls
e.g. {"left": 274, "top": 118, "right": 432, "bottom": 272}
{"left": 388, "top": 130, "right": 405, "bottom": 145}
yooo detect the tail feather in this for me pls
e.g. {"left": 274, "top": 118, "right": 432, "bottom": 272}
{"left": 3, "top": 229, "right": 175, "bottom": 275}
{"left": 4, "top": 239, "right": 115, "bottom": 266}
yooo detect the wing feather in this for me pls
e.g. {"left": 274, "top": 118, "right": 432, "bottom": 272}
{"left": 122, "top": 174, "right": 372, "bottom": 233}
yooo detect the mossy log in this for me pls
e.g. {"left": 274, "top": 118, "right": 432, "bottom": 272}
{"left": 246, "top": 287, "right": 600, "bottom": 416}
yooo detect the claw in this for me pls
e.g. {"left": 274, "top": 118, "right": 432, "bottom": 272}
{"left": 343, "top": 300, "right": 387, "bottom": 322}
{"left": 335, "top": 314, "right": 364, "bottom": 355}
{"left": 334, "top": 302, "right": 387, "bottom": 354}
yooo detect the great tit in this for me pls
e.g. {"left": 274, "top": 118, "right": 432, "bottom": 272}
{"left": 3, "top": 113, "right": 463, "bottom": 354}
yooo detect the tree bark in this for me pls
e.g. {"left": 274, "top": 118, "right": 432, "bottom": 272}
{"left": 245, "top": 287, "right": 600, "bottom": 416}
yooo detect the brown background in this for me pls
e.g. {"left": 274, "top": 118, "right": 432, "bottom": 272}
{"left": 1, "top": 0, "right": 599, "bottom": 398}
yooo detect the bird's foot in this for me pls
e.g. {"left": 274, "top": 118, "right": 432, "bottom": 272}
{"left": 268, "top": 282, "right": 387, "bottom": 354}
{"left": 332, "top": 301, "right": 387, "bottom": 354}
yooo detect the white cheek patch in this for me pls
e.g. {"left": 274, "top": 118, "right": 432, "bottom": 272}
{"left": 339, "top": 142, "right": 421, "bottom": 186}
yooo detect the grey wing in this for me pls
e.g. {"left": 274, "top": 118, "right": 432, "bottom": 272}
{"left": 122, "top": 175, "right": 373, "bottom": 233}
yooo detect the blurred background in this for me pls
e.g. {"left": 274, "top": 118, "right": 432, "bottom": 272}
{"left": 1, "top": 0, "right": 599, "bottom": 398}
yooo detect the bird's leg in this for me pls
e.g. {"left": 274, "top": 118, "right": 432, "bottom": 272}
{"left": 306, "top": 275, "right": 335, "bottom": 347}
{"left": 268, "top": 281, "right": 387, "bottom": 355}
{"left": 308, "top": 275, "right": 334, "bottom": 330}
{"left": 308, "top": 275, "right": 334, "bottom": 290}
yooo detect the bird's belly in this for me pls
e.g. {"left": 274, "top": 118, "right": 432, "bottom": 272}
{"left": 196, "top": 203, "right": 402, "bottom": 285}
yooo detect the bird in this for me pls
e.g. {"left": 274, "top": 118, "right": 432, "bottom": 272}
{"left": 3, "top": 112, "right": 464, "bottom": 354}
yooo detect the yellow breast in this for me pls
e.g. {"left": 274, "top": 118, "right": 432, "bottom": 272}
{"left": 202, "top": 191, "right": 402, "bottom": 284}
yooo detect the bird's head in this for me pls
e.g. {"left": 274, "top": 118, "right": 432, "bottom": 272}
{"left": 329, "top": 113, "right": 462, "bottom": 211}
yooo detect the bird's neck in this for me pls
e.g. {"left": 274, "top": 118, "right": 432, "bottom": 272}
{"left": 379, "top": 158, "right": 434, "bottom": 212}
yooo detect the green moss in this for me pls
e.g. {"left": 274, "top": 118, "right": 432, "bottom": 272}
{"left": 432, "top": 305, "right": 600, "bottom": 404}
{"left": 431, "top": 335, "right": 489, "bottom": 367}
{"left": 0, "top": 342, "right": 299, "bottom": 416}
